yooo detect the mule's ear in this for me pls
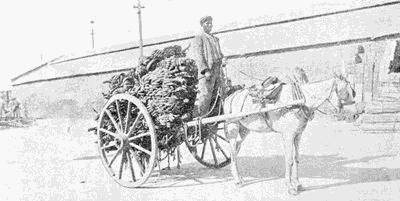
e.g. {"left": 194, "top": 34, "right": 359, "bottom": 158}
{"left": 332, "top": 70, "right": 346, "bottom": 80}
{"left": 332, "top": 71, "right": 339, "bottom": 78}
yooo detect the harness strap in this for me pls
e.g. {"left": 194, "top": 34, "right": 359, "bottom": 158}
{"left": 291, "top": 82, "right": 305, "bottom": 102}
{"left": 314, "top": 79, "right": 340, "bottom": 115}
{"left": 240, "top": 91, "right": 251, "bottom": 113}
{"left": 291, "top": 82, "right": 314, "bottom": 120}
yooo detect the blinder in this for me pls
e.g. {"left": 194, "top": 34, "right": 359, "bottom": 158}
{"left": 336, "top": 77, "right": 356, "bottom": 106}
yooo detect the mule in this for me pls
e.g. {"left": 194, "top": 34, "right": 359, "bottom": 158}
{"left": 223, "top": 73, "right": 356, "bottom": 195}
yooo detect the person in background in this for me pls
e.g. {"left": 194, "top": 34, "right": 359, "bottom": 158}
{"left": 8, "top": 97, "right": 21, "bottom": 119}
{"left": 293, "top": 67, "right": 309, "bottom": 84}
{"left": 0, "top": 95, "right": 5, "bottom": 119}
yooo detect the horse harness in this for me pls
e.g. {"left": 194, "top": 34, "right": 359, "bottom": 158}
{"left": 313, "top": 77, "right": 354, "bottom": 115}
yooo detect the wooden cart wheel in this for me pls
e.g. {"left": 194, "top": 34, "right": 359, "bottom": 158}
{"left": 185, "top": 124, "right": 231, "bottom": 169}
{"left": 97, "top": 94, "right": 157, "bottom": 188}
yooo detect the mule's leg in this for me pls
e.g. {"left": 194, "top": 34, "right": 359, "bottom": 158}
{"left": 225, "top": 122, "right": 244, "bottom": 185}
{"left": 235, "top": 125, "right": 249, "bottom": 153}
{"left": 281, "top": 132, "right": 296, "bottom": 194}
{"left": 291, "top": 120, "right": 307, "bottom": 192}
{"left": 291, "top": 133, "right": 302, "bottom": 191}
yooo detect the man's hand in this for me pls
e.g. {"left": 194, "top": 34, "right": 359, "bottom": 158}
{"left": 204, "top": 71, "right": 212, "bottom": 81}
{"left": 221, "top": 58, "right": 227, "bottom": 67}
{"left": 200, "top": 69, "right": 212, "bottom": 81}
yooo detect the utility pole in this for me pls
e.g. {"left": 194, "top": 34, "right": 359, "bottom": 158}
{"left": 90, "top": 20, "right": 95, "bottom": 49}
{"left": 133, "top": 0, "right": 144, "bottom": 57}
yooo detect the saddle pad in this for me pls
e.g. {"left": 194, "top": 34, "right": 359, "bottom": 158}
{"left": 248, "top": 76, "right": 285, "bottom": 104}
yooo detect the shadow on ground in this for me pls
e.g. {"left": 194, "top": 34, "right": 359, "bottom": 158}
{"left": 137, "top": 154, "right": 400, "bottom": 190}
{"left": 0, "top": 118, "right": 34, "bottom": 130}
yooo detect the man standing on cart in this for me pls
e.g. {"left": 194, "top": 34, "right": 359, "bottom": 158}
{"left": 189, "top": 15, "right": 227, "bottom": 118}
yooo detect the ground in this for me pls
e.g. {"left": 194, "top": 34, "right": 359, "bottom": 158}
{"left": 0, "top": 115, "right": 399, "bottom": 201}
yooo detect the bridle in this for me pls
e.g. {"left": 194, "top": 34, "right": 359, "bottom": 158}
{"left": 315, "top": 77, "right": 355, "bottom": 115}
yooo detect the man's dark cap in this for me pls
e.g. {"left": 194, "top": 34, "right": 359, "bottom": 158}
{"left": 200, "top": 16, "right": 212, "bottom": 25}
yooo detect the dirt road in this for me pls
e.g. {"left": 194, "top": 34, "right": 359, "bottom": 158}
{"left": 1, "top": 116, "right": 399, "bottom": 201}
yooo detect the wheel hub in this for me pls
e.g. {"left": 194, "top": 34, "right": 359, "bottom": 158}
{"left": 121, "top": 134, "right": 130, "bottom": 149}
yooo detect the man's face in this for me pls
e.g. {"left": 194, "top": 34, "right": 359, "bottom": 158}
{"left": 202, "top": 20, "right": 213, "bottom": 33}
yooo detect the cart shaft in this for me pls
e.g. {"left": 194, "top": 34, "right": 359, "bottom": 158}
{"left": 186, "top": 99, "right": 305, "bottom": 127}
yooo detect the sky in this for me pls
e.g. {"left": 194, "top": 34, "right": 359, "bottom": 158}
{"left": 0, "top": 0, "right": 385, "bottom": 90}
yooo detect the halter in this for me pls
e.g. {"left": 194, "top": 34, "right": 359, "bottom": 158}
{"left": 315, "top": 77, "right": 354, "bottom": 115}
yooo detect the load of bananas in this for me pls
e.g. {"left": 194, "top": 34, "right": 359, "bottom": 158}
{"left": 102, "top": 45, "right": 198, "bottom": 153}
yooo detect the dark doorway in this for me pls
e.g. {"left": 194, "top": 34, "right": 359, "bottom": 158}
{"left": 389, "top": 40, "right": 400, "bottom": 73}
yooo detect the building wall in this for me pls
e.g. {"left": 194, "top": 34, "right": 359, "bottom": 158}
{"left": 13, "top": 42, "right": 376, "bottom": 119}
{"left": 12, "top": 3, "right": 400, "bottom": 118}
{"left": 370, "top": 40, "right": 400, "bottom": 101}
{"left": 13, "top": 73, "right": 117, "bottom": 119}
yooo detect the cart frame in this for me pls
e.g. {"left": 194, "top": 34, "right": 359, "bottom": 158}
{"left": 95, "top": 93, "right": 304, "bottom": 188}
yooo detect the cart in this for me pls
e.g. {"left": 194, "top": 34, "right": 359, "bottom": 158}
{"left": 96, "top": 92, "right": 304, "bottom": 188}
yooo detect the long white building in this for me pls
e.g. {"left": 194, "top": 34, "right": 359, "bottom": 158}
{"left": 11, "top": 1, "right": 400, "bottom": 118}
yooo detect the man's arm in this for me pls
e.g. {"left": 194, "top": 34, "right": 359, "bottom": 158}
{"left": 216, "top": 37, "right": 224, "bottom": 59}
{"left": 192, "top": 36, "right": 209, "bottom": 74}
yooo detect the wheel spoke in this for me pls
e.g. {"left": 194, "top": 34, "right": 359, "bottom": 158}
{"left": 130, "top": 143, "right": 152, "bottom": 156}
{"left": 201, "top": 140, "right": 207, "bottom": 160}
{"left": 129, "top": 132, "right": 150, "bottom": 141}
{"left": 118, "top": 150, "right": 126, "bottom": 179}
{"left": 105, "top": 109, "right": 121, "bottom": 133}
{"left": 108, "top": 148, "right": 123, "bottom": 167}
{"left": 209, "top": 138, "right": 218, "bottom": 165}
{"left": 115, "top": 100, "right": 123, "bottom": 132}
{"left": 125, "top": 101, "right": 132, "bottom": 134}
{"left": 130, "top": 149, "right": 144, "bottom": 176}
{"left": 101, "top": 142, "right": 118, "bottom": 150}
{"left": 126, "top": 150, "right": 136, "bottom": 181}
{"left": 127, "top": 112, "right": 143, "bottom": 137}
{"left": 99, "top": 128, "right": 119, "bottom": 139}
{"left": 212, "top": 137, "right": 229, "bottom": 160}
{"left": 215, "top": 133, "right": 228, "bottom": 143}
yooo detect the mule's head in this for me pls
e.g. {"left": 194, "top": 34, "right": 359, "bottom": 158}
{"left": 334, "top": 73, "right": 356, "bottom": 107}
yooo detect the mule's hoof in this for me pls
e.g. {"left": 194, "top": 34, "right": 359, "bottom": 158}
{"left": 296, "top": 184, "right": 305, "bottom": 192}
{"left": 288, "top": 188, "right": 299, "bottom": 196}
{"left": 234, "top": 179, "right": 245, "bottom": 187}
{"left": 235, "top": 182, "right": 244, "bottom": 188}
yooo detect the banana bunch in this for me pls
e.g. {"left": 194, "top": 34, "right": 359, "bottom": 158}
{"left": 102, "top": 45, "right": 198, "bottom": 152}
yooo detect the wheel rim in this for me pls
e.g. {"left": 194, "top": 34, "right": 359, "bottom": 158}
{"left": 185, "top": 126, "right": 231, "bottom": 169}
{"left": 97, "top": 94, "right": 157, "bottom": 188}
